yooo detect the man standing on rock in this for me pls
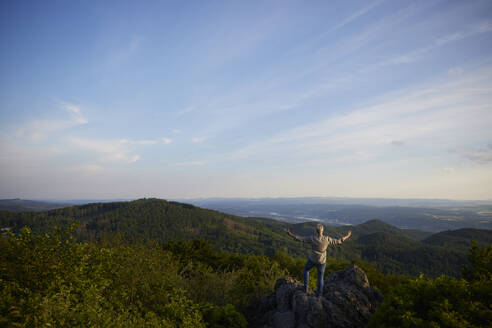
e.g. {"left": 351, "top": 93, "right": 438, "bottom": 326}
{"left": 286, "top": 224, "right": 351, "bottom": 297}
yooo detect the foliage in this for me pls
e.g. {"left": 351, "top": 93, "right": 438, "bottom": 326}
{"left": 0, "top": 226, "right": 291, "bottom": 327}
{"left": 368, "top": 244, "right": 492, "bottom": 328}
{"left": 201, "top": 303, "right": 247, "bottom": 328}
{"left": 462, "top": 242, "right": 492, "bottom": 282}
{"left": 423, "top": 229, "right": 492, "bottom": 249}
{"left": 0, "top": 226, "right": 205, "bottom": 327}
{"left": 2, "top": 216, "right": 489, "bottom": 327}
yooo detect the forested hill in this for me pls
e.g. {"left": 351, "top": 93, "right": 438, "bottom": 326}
{"left": 1, "top": 198, "right": 490, "bottom": 277}
{"left": 0, "top": 198, "right": 302, "bottom": 256}
{"left": 423, "top": 228, "right": 492, "bottom": 249}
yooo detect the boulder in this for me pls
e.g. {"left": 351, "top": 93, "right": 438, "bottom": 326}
{"left": 249, "top": 265, "right": 383, "bottom": 328}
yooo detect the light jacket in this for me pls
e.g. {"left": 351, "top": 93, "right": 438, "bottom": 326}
{"left": 293, "top": 234, "right": 343, "bottom": 264}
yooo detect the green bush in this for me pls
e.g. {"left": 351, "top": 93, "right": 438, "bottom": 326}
{"left": 368, "top": 244, "right": 492, "bottom": 328}
{"left": 0, "top": 226, "right": 297, "bottom": 327}
{"left": 202, "top": 303, "right": 247, "bottom": 328}
{"left": 0, "top": 227, "right": 205, "bottom": 327}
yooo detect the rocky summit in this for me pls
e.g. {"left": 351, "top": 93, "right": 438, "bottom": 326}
{"left": 249, "top": 265, "right": 383, "bottom": 328}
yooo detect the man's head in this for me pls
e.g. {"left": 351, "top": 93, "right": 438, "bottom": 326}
{"left": 316, "top": 223, "right": 324, "bottom": 234}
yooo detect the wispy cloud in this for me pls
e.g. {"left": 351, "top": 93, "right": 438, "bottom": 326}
{"left": 106, "top": 35, "right": 144, "bottom": 69}
{"left": 68, "top": 164, "right": 105, "bottom": 172}
{"left": 68, "top": 137, "right": 153, "bottom": 164}
{"left": 16, "top": 102, "right": 88, "bottom": 141}
{"left": 381, "top": 21, "right": 492, "bottom": 67}
{"left": 5, "top": 101, "right": 162, "bottom": 168}
{"left": 448, "top": 67, "right": 464, "bottom": 76}
{"left": 62, "top": 102, "right": 88, "bottom": 125}
{"left": 465, "top": 144, "right": 492, "bottom": 164}
{"left": 179, "top": 2, "right": 439, "bottom": 128}
{"left": 131, "top": 140, "right": 157, "bottom": 145}
{"left": 177, "top": 106, "right": 194, "bottom": 115}
{"left": 331, "top": 0, "right": 385, "bottom": 31}
{"left": 191, "top": 137, "right": 206, "bottom": 144}
{"left": 172, "top": 161, "right": 206, "bottom": 167}
{"left": 161, "top": 137, "right": 173, "bottom": 144}
{"left": 223, "top": 65, "right": 492, "bottom": 165}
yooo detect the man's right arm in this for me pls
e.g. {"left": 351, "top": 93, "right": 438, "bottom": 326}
{"left": 285, "top": 229, "right": 307, "bottom": 242}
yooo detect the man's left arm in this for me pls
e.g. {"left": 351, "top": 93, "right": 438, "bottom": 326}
{"left": 330, "top": 230, "right": 352, "bottom": 245}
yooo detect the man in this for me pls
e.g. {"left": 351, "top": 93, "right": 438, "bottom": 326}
{"left": 286, "top": 224, "right": 351, "bottom": 297}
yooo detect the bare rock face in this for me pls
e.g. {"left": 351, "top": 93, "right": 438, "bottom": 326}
{"left": 249, "top": 265, "right": 383, "bottom": 328}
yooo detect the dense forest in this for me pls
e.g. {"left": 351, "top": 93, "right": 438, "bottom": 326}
{"left": 1, "top": 199, "right": 491, "bottom": 327}
{"left": 1, "top": 219, "right": 491, "bottom": 326}
{"left": 1, "top": 198, "right": 491, "bottom": 278}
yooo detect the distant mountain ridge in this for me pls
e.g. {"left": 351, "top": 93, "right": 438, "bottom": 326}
{"left": 189, "top": 197, "right": 492, "bottom": 232}
{"left": 1, "top": 198, "right": 490, "bottom": 277}
{"left": 187, "top": 196, "right": 492, "bottom": 208}
{"left": 0, "top": 199, "right": 68, "bottom": 212}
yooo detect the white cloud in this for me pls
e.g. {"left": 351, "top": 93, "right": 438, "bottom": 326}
{"left": 131, "top": 140, "right": 157, "bottom": 145}
{"left": 177, "top": 106, "right": 194, "bottom": 115}
{"left": 62, "top": 102, "right": 88, "bottom": 125}
{"left": 192, "top": 137, "right": 206, "bottom": 144}
{"left": 16, "top": 102, "right": 88, "bottom": 141}
{"left": 68, "top": 137, "right": 142, "bottom": 163}
{"left": 129, "top": 155, "right": 141, "bottom": 163}
{"left": 161, "top": 137, "right": 173, "bottom": 144}
{"left": 68, "top": 164, "right": 104, "bottom": 172}
{"left": 173, "top": 161, "right": 206, "bottom": 167}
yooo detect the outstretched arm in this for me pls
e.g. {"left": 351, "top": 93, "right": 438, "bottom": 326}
{"left": 285, "top": 228, "right": 305, "bottom": 242}
{"left": 342, "top": 230, "right": 352, "bottom": 242}
{"left": 285, "top": 228, "right": 296, "bottom": 239}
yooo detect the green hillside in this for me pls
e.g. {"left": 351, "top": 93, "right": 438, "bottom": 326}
{"left": 1, "top": 198, "right": 489, "bottom": 278}
{"left": 354, "top": 219, "right": 433, "bottom": 240}
{"left": 0, "top": 198, "right": 302, "bottom": 257}
{"left": 423, "top": 228, "right": 492, "bottom": 250}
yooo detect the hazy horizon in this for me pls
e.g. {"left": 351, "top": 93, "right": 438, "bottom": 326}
{"left": 1, "top": 1, "right": 492, "bottom": 200}
{"left": 4, "top": 195, "right": 492, "bottom": 205}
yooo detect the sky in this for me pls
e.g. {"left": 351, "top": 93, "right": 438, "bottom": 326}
{"left": 1, "top": 0, "right": 492, "bottom": 201}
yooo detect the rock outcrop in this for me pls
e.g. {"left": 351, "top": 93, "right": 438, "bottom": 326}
{"left": 249, "top": 265, "right": 383, "bottom": 328}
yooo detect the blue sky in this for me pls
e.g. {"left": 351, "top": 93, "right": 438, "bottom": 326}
{"left": 1, "top": 0, "right": 492, "bottom": 200}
